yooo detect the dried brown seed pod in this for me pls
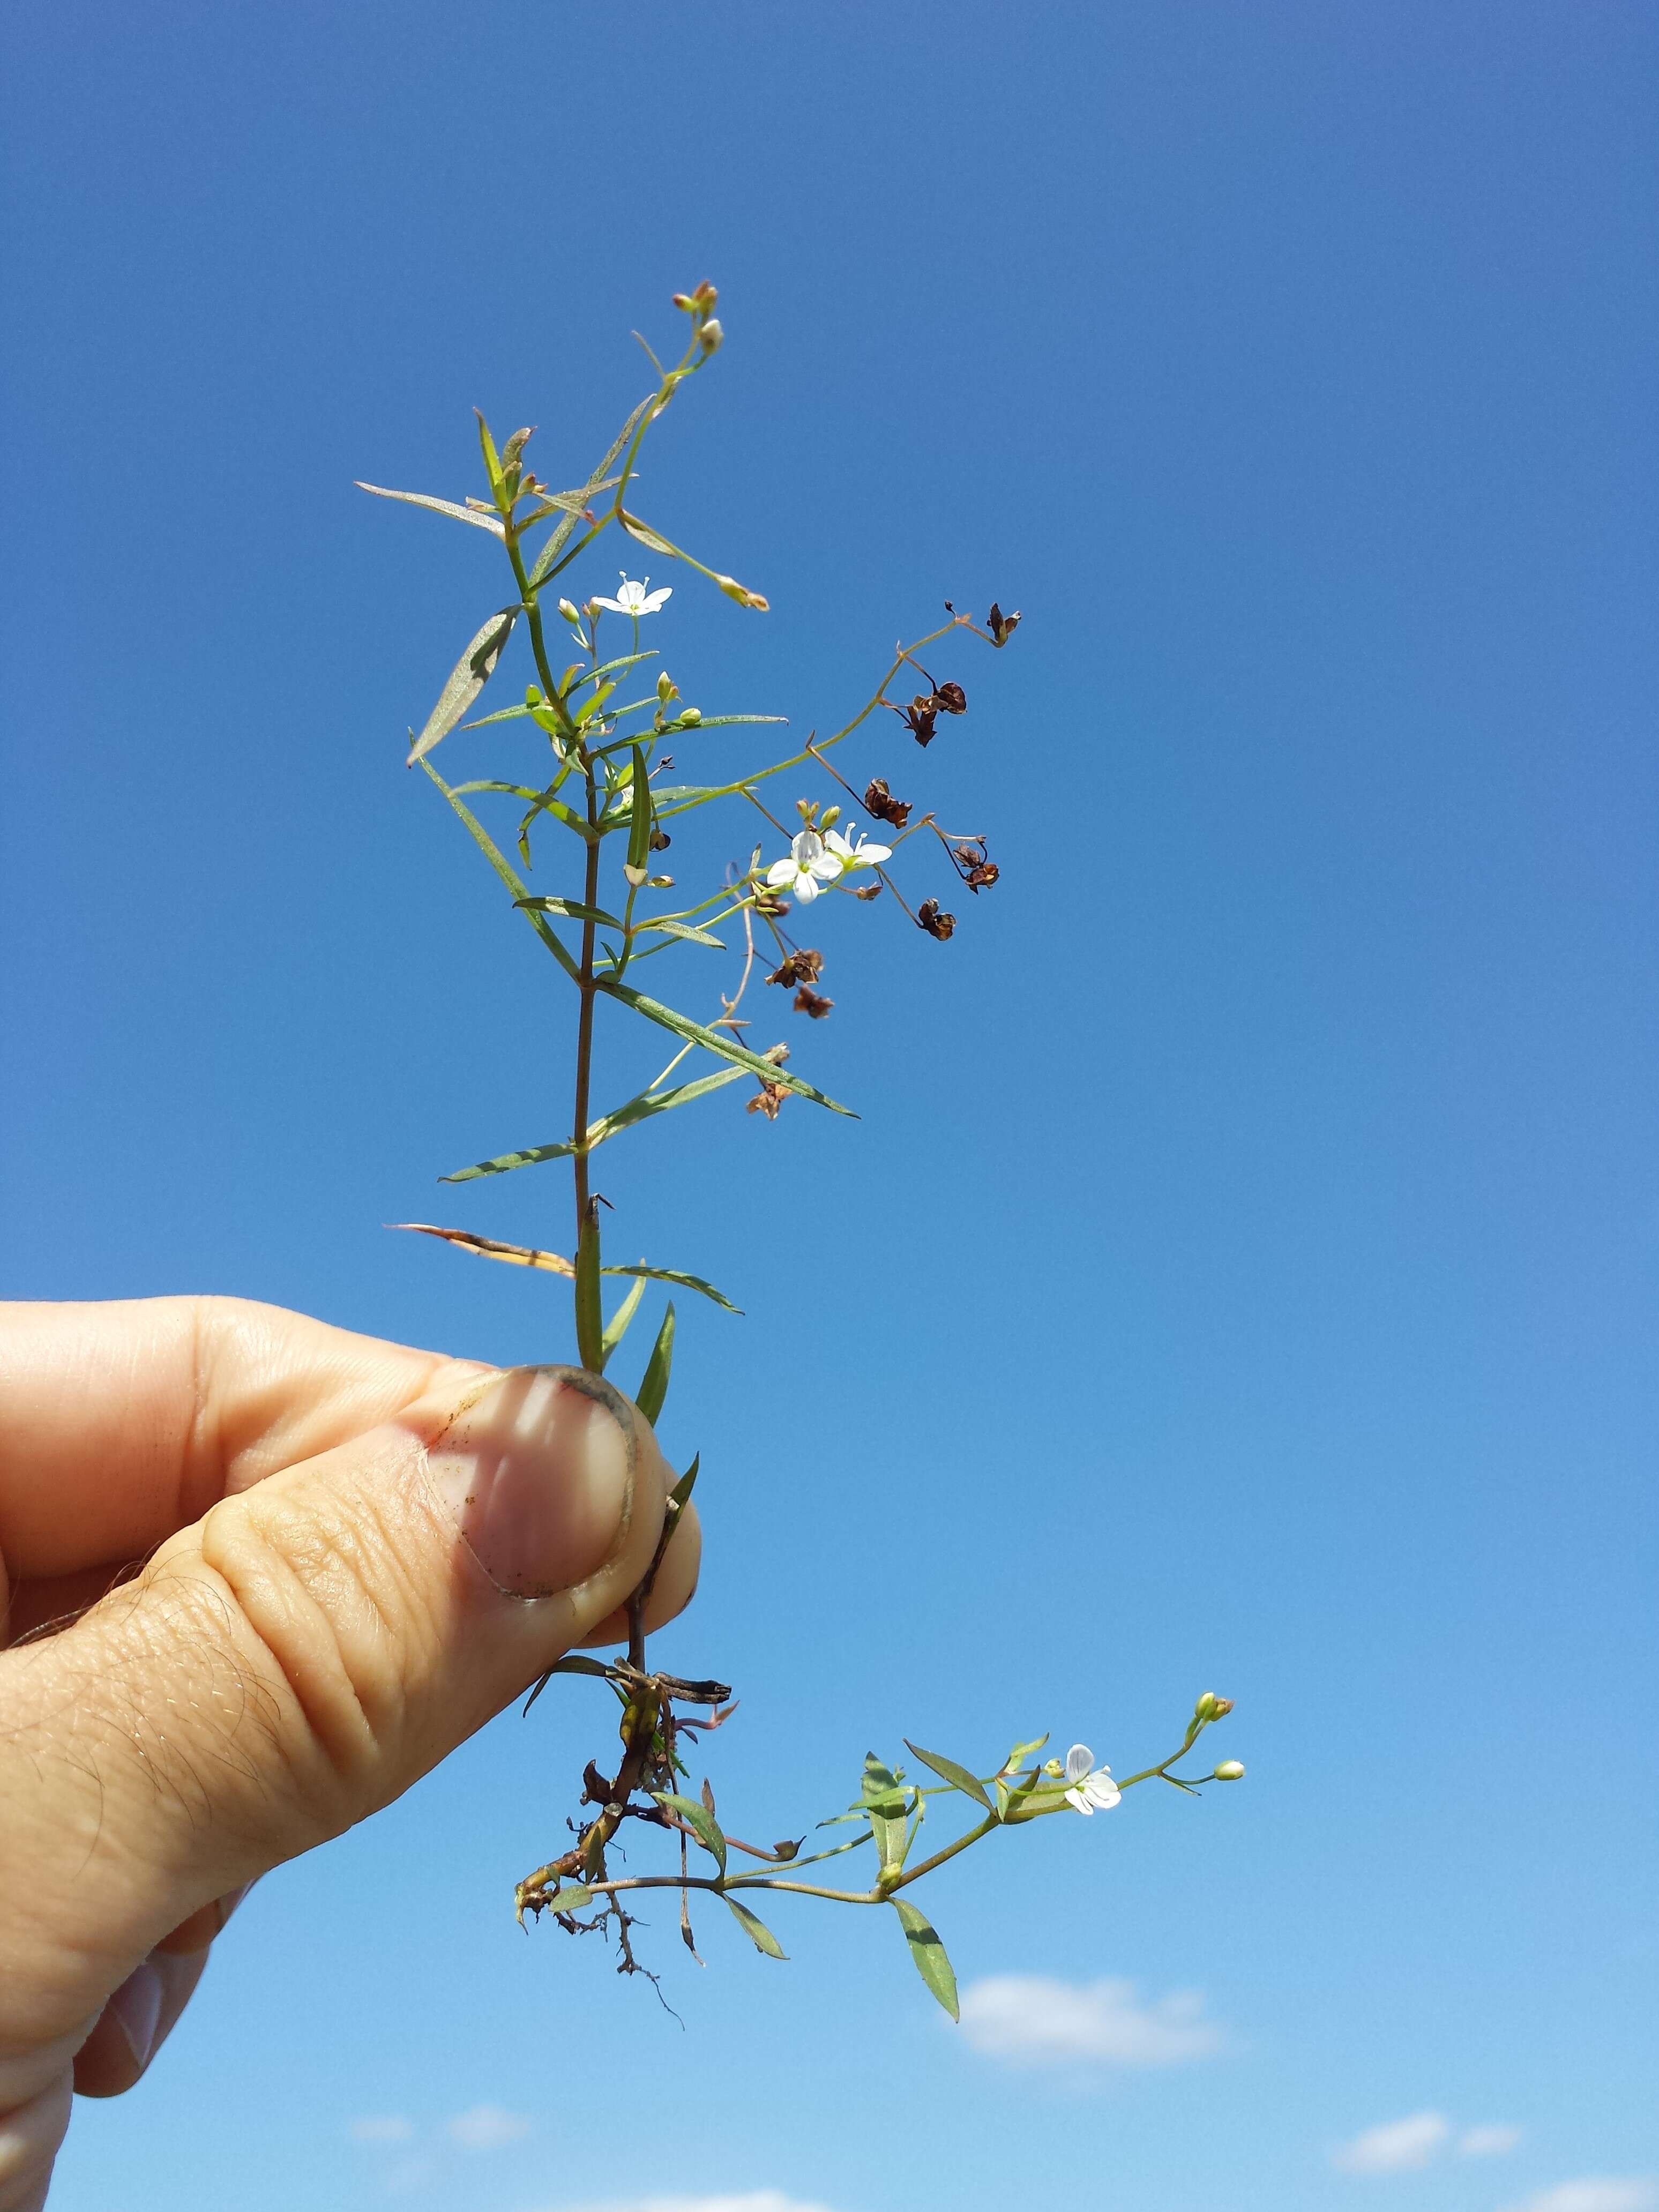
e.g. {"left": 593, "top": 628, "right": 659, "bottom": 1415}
{"left": 792, "top": 986, "right": 834, "bottom": 1019}
{"left": 917, "top": 899, "right": 956, "bottom": 940}
{"left": 863, "top": 778, "right": 913, "bottom": 830}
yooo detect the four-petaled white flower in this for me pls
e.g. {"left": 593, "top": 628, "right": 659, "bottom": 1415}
{"left": 1064, "top": 1743, "right": 1121, "bottom": 1815}
{"left": 823, "top": 821, "right": 893, "bottom": 873}
{"left": 766, "top": 829, "right": 842, "bottom": 904}
{"left": 591, "top": 572, "right": 672, "bottom": 617}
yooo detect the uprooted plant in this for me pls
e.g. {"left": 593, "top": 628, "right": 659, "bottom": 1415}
{"left": 365, "top": 282, "right": 1244, "bottom": 2014}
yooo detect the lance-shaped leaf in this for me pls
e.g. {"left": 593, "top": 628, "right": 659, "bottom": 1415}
{"left": 574, "top": 1209, "right": 605, "bottom": 1372}
{"left": 389, "top": 1223, "right": 574, "bottom": 1274}
{"left": 420, "top": 764, "right": 581, "bottom": 978}
{"left": 903, "top": 1741, "right": 995, "bottom": 1813}
{"left": 636, "top": 918, "right": 726, "bottom": 949}
{"left": 474, "top": 409, "right": 504, "bottom": 495}
{"left": 356, "top": 482, "right": 506, "bottom": 539}
{"left": 636, "top": 1302, "right": 675, "bottom": 1425}
{"left": 654, "top": 1792, "right": 726, "bottom": 1873}
{"left": 618, "top": 510, "right": 678, "bottom": 556}
{"left": 891, "top": 1899, "right": 960, "bottom": 2020}
{"left": 600, "top": 1271, "right": 647, "bottom": 1365}
{"left": 527, "top": 397, "right": 652, "bottom": 584}
{"left": 548, "top": 1884, "right": 593, "bottom": 1913}
{"left": 516, "top": 895, "right": 626, "bottom": 929}
{"left": 522, "top": 1649, "right": 616, "bottom": 1714}
{"left": 667, "top": 1453, "right": 699, "bottom": 1512}
{"left": 725, "top": 1897, "right": 788, "bottom": 1960}
{"left": 626, "top": 745, "right": 653, "bottom": 877}
{"left": 602, "top": 1263, "right": 740, "bottom": 1314}
{"left": 409, "top": 607, "right": 518, "bottom": 767}
{"left": 595, "top": 980, "right": 854, "bottom": 1116}
{"left": 862, "top": 1754, "right": 910, "bottom": 1874}
{"left": 440, "top": 1066, "right": 749, "bottom": 1183}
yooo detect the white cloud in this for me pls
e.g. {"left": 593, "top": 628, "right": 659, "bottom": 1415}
{"left": 349, "top": 2115, "right": 414, "bottom": 2145}
{"left": 1460, "top": 2124, "right": 1524, "bottom": 2158}
{"left": 446, "top": 2103, "right": 533, "bottom": 2151}
{"left": 958, "top": 1974, "right": 1222, "bottom": 2067}
{"left": 545, "top": 2195, "right": 841, "bottom": 2212}
{"left": 1501, "top": 2183, "right": 1657, "bottom": 2212}
{"left": 1333, "top": 2112, "right": 1452, "bottom": 2174}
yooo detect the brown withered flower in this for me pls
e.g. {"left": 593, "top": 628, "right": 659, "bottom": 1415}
{"left": 894, "top": 694, "right": 938, "bottom": 746}
{"left": 748, "top": 1081, "right": 789, "bottom": 1119}
{"left": 987, "top": 601, "right": 1021, "bottom": 646}
{"left": 752, "top": 890, "right": 790, "bottom": 918}
{"left": 853, "top": 882, "right": 883, "bottom": 901}
{"left": 792, "top": 986, "right": 834, "bottom": 1019}
{"left": 862, "top": 778, "right": 912, "bottom": 831}
{"left": 917, "top": 899, "right": 956, "bottom": 940}
{"left": 952, "top": 838, "right": 1000, "bottom": 893}
{"left": 766, "top": 948, "right": 824, "bottom": 989}
{"left": 649, "top": 828, "right": 671, "bottom": 851}
{"left": 932, "top": 681, "right": 967, "bottom": 715}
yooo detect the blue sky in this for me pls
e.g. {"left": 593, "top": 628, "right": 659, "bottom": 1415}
{"left": 2, "top": 4, "right": 1656, "bottom": 2210}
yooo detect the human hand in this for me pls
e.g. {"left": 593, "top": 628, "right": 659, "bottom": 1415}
{"left": 0, "top": 1296, "right": 698, "bottom": 2210}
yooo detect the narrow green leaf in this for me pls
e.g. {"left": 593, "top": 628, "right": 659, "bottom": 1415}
{"left": 441, "top": 1135, "right": 576, "bottom": 1182}
{"left": 475, "top": 409, "right": 504, "bottom": 497}
{"left": 599, "top": 1271, "right": 647, "bottom": 1364}
{"left": 1004, "top": 1733, "right": 1050, "bottom": 1770}
{"left": 667, "top": 1453, "right": 699, "bottom": 1511}
{"left": 595, "top": 980, "right": 854, "bottom": 1116}
{"left": 515, "top": 895, "right": 626, "bottom": 929}
{"left": 548, "top": 1884, "right": 593, "bottom": 1913}
{"left": 527, "top": 399, "right": 651, "bottom": 584}
{"left": 724, "top": 1897, "right": 788, "bottom": 1960}
{"left": 654, "top": 1792, "right": 727, "bottom": 1873}
{"left": 618, "top": 510, "right": 678, "bottom": 556}
{"left": 638, "top": 918, "right": 726, "bottom": 948}
{"left": 903, "top": 1741, "right": 995, "bottom": 1812}
{"left": 602, "top": 1263, "right": 740, "bottom": 1314}
{"left": 663, "top": 713, "right": 787, "bottom": 731}
{"left": 576, "top": 679, "right": 617, "bottom": 728}
{"left": 551, "top": 1654, "right": 614, "bottom": 1678}
{"left": 420, "top": 764, "right": 580, "bottom": 981}
{"left": 408, "top": 608, "right": 518, "bottom": 766}
{"left": 627, "top": 744, "right": 653, "bottom": 873}
{"left": 862, "top": 1753, "right": 910, "bottom": 1872}
{"left": 440, "top": 1067, "right": 749, "bottom": 1183}
{"left": 356, "top": 482, "right": 505, "bottom": 539}
{"left": 574, "top": 1210, "right": 604, "bottom": 1373}
{"left": 891, "top": 1900, "right": 960, "bottom": 2020}
{"left": 635, "top": 1302, "right": 675, "bottom": 1425}
{"left": 589, "top": 1066, "right": 748, "bottom": 1142}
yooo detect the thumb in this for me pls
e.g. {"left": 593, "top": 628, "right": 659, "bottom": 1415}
{"left": 0, "top": 1363, "right": 693, "bottom": 2053}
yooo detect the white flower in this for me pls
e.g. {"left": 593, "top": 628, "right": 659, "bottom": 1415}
{"left": 765, "top": 829, "right": 843, "bottom": 904}
{"left": 823, "top": 821, "right": 892, "bottom": 872}
{"left": 1064, "top": 1743, "right": 1121, "bottom": 1815}
{"left": 591, "top": 572, "right": 671, "bottom": 617}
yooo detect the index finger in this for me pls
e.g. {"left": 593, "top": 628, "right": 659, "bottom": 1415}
{"left": 0, "top": 1296, "right": 483, "bottom": 1583}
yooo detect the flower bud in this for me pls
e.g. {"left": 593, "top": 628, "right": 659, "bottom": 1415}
{"left": 819, "top": 804, "right": 841, "bottom": 831}
{"left": 557, "top": 599, "right": 581, "bottom": 624}
{"left": 1041, "top": 1758, "right": 1064, "bottom": 1777}
{"left": 677, "top": 705, "right": 701, "bottom": 724}
{"left": 699, "top": 319, "right": 724, "bottom": 354}
{"left": 1194, "top": 1692, "right": 1221, "bottom": 1721}
{"left": 715, "top": 573, "right": 769, "bottom": 611}
{"left": 648, "top": 873, "right": 675, "bottom": 888}
{"left": 694, "top": 281, "right": 718, "bottom": 308}
{"left": 1212, "top": 1761, "right": 1245, "bottom": 1781}
{"left": 656, "top": 671, "right": 679, "bottom": 703}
